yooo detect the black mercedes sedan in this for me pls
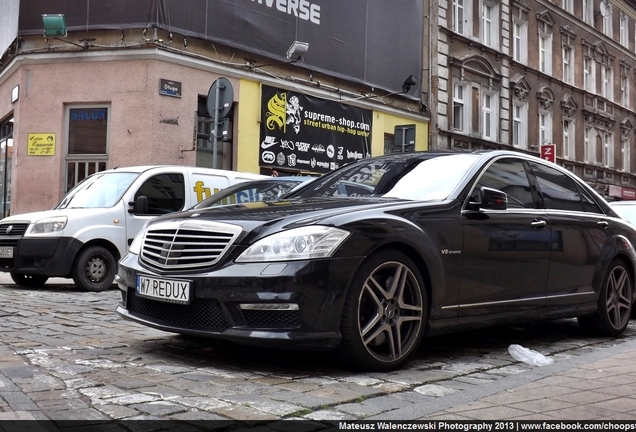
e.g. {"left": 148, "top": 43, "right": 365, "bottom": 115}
{"left": 116, "top": 150, "right": 636, "bottom": 371}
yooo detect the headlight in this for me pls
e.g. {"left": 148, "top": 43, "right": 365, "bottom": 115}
{"left": 236, "top": 226, "right": 350, "bottom": 262}
{"left": 29, "top": 216, "right": 68, "bottom": 234}
{"left": 128, "top": 230, "right": 145, "bottom": 255}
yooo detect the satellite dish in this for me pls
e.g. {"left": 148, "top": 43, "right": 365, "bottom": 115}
{"left": 206, "top": 77, "right": 234, "bottom": 119}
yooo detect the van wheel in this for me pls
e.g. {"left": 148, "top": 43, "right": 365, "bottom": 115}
{"left": 10, "top": 273, "right": 48, "bottom": 288}
{"left": 72, "top": 246, "right": 116, "bottom": 292}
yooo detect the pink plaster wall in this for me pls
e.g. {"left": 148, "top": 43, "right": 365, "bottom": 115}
{"left": 1, "top": 56, "right": 233, "bottom": 214}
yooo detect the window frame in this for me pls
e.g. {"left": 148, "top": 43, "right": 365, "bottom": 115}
{"left": 64, "top": 104, "right": 110, "bottom": 192}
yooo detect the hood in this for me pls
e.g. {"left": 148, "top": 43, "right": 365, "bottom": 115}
{"left": 0, "top": 207, "right": 116, "bottom": 224}
{"left": 150, "top": 197, "right": 409, "bottom": 231}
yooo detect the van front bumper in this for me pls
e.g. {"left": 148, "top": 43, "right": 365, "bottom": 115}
{"left": 0, "top": 237, "right": 83, "bottom": 277}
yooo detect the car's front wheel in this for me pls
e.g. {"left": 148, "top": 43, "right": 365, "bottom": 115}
{"left": 72, "top": 246, "right": 116, "bottom": 292}
{"left": 338, "top": 250, "right": 427, "bottom": 371}
{"left": 578, "top": 258, "right": 632, "bottom": 337}
{"left": 10, "top": 273, "right": 48, "bottom": 288}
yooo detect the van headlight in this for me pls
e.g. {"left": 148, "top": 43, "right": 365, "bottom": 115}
{"left": 29, "top": 216, "right": 68, "bottom": 235}
{"left": 236, "top": 226, "right": 350, "bottom": 262}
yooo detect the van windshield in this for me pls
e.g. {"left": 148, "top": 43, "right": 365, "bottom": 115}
{"left": 55, "top": 172, "right": 140, "bottom": 209}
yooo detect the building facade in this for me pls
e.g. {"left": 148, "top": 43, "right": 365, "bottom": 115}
{"left": 0, "top": 1, "right": 429, "bottom": 215}
{"left": 428, "top": 0, "right": 636, "bottom": 198}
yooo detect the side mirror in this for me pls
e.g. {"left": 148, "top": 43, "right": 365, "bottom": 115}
{"left": 128, "top": 196, "right": 149, "bottom": 214}
{"left": 469, "top": 187, "right": 508, "bottom": 211}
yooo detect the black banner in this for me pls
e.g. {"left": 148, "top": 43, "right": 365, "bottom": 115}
{"left": 15, "top": 0, "right": 423, "bottom": 94}
{"left": 259, "top": 85, "right": 371, "bottom": 174}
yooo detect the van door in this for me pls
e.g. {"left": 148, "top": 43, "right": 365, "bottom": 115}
{"left": 125, "top": 172, "right": 186, "bottom": 247}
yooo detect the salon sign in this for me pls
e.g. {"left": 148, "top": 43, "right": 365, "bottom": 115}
{"left": 27, "top": 133, "right": 56, "bottom": 156}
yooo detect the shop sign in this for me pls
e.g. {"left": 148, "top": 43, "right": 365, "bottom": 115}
{"left": 259, "top": 85, "right": 371, "bottom": 174}
{"left": 608, "top": 185, "right": 636, "bottom": 200}
{"left": 27, "top": 133, "right": 56, "bottom": 156}
{"left": 540, "top": 144, "right": 556, "bottom": 163}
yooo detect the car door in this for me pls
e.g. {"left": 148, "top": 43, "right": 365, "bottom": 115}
{"left": 459, "top": 157, "right": 551, "bottom": 317}
{"left": 527, "top": 161, "right": 607, "bottom": 308}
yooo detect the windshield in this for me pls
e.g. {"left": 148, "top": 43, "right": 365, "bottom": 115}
{"left": 293, "top": 153, "right": 480, "bottom": 201}
{"left": 55, "top": 172, "right": 140, "bottom": 209}
{"left": 193, "top": 179, "right": 304, "bottom": 209}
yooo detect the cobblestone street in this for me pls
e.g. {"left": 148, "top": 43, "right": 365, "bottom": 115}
{"left": 0, "top": 282, "right": 634, "bottom": 423}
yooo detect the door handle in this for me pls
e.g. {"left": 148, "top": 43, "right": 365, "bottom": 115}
{"left": 597, "top": 220, "right": 609, "bottom": 229}
{"left": 531, "top": 219, "right": 547, "bottom": 229}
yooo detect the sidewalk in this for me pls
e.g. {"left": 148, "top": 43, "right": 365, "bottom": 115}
{"left": 417, "top": 338, "right": 636, "bottom": 420}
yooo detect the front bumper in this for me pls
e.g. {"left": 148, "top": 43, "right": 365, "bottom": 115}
{"left": 0, "top": 236, "right": 83, "bottom": 277}
{"left": 115, "top": 252, "right": 363, "bottom": 350}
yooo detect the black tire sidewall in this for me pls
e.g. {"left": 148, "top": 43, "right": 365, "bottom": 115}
{"left": 338, "top": 249, "right": 427, "bottom": 371}
{"left": 72, "top": 246, "right": 116, "bottom": 292}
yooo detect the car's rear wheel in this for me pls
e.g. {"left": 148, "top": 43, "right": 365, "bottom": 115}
{"left": 578, "top": 258, "right": 632, "bottom": 337}
{"left": 10, "top": 273, "right": 48, "bottom": 288}
{"left": 338, "top": 250, "right": 427, "bottom": 371}
{"left": 72, "top": 246, "right": 116, "bottom": 292}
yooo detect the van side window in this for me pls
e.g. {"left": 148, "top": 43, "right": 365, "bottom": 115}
{"left": 135, "top": 174, "right": 185, "bottom": 215}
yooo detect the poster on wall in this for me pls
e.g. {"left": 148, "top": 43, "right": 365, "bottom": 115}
{"left": 27, "top": 133, "right": 56, "bottom": 156}
{"left": 259, "top": 85, "right": 372, "bottom": 174}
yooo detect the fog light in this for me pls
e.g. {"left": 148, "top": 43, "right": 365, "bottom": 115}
{"left": 239, "top": 303, "right": 299, "bottom": 311}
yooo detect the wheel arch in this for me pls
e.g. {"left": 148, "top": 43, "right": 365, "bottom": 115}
{"left": 600, "top": 234, "right": 636, "bottom": 300}
{"left": 73, "top": 238, "right": 121, "bottom": 267}
{"left": 354, "top": 241, "right": 436, "bottom": 322}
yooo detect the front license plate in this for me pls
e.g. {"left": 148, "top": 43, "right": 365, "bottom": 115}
{"left": 0, "top": 247, "right": 13, "bottom": 258}
{"left": 136, "top": 275, "right": 191, "bottom": 305}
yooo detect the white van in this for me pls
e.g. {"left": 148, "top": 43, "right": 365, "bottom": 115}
{"left": 0, "top": 166, "right": 265, "bottom": 291}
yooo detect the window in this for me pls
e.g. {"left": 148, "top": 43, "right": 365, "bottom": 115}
{"left": 602, "top": 132, "right": 613, "bottom": 168}
{"left": 562, "top": 46, "right": 573, "bottom": 84}
{"left": 475, "top": 159, "right": 534, "bottom": 209}
{"left": 66, "top": 105, "right": 109, "bottom": 192}
{"left": 134, "top": 174, "right": 186, "bottom": 215}
{"left": 602, "top": 1, "right": 613, "bottom": 38}
{"left": 482, "top": 92, "right": 497, "bottom": 141}
{"left": 453, "top": 0, "right": 468, "bottom": 36}
{"left": 529, "top": 162, "right": 586, "bottom": 212}
{"left": 602, "top": 65, "right": 613, "bottom": 100}
{"left": 453, "top": 83, "right": 467, "bottom": 132}
{"left": 622, "top": 75, "right": 630, "bottom": 108}
{"left": 623, "top": 139, "right": 631, "bottom": 172}
{"left": 539, "top": 112, "right": 552, "bottom": 146}
{"left": 481, "top": 3, "right": 498, "bottom": 49}
{"left": 539, "top": 33, "right": 552, "bottom": 74}
{"left": 583, "top": 0, "right": 594, "bottom": 25}
{"left": 584, "top": 127, "right": 595, "bottom": 164}
{"left": 584, "top": 57, "right": 595, "bottom": 93}
{"left": 196, "top": 96, "right": 233, "bottom": 170}
{"left": 0, "top": 117, "right": 13, "bottom": 218}
{"left": 563, "top": 120, "right": 574, "bottom": 160}
{"left": 620, "top": 12, "right": 629, "bottom": 47}
{"left": 513, "top": 21, "right": 528, "bottom": 64}
{"left": 563, "top": 0, "right": 573, "bottom": 14}
{"left": 512, "top": 102, "right": 527, "bottom": 149}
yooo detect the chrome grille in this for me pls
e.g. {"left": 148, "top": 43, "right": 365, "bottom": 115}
{"left": 140, "top": 220, "right": 242, "bottom": 270}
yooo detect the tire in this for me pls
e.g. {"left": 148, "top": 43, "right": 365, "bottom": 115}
{"left": 337, "top": 250, "right": 427, "bottom": 372}
{"left": 72, "top": 246, "right": 116, "bottom": 292}
{"left": 578, "top": 258, "right": 633, "bottom": 337}
{"left": 10, "top": 273, "right": 48, "bottom": 288}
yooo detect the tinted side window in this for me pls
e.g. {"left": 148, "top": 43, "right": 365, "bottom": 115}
{"left": 475, "top": 158, "right": 534, "bottom": 209}
{"left": 135, "top": 174, "right": 185, "bottom": 215}
{"left": 529, "top": 162, "right": 583, "bottom": 212}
